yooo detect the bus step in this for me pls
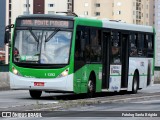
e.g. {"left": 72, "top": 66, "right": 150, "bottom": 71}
{"left": 102, "top": 89, "right": 109, "bottom": 92}
{"left": 120, "top": 88, "right": 128, "bottom": 90}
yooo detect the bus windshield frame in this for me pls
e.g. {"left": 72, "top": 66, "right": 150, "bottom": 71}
{"left": 12, "top": 18, "right": 74, "bottom": 69}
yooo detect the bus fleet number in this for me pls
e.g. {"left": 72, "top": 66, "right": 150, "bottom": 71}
{"left": 45, "top": 73, "right": 55, "bottom": 77}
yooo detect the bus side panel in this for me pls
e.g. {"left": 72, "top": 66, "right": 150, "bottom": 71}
{"left": 73, "top": 19, "right": 103, "bottom": 94}
{"left": 73, "top": 65, "right": 89, "bottom": 94}
{"left": 87, "top": 64, "right": 102, "bottom": 93}
{"left": 73, "top": 64, "right": 102, "bottom": 94}
{"left": 128, "top": 57, "right": 154, "bottom": 91}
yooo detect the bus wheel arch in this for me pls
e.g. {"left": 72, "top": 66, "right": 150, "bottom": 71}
{"left": 87, "top": 71, "right": 96, "bottom": 97}
{"left": 131, "top": 69, "right": 139, "bottom": 94}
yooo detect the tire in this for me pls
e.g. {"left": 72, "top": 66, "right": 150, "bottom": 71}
{"left": 147, "top": 61, "right": 151, "bottom": 86}
{"left": 29, "top": 90, "right": 42, "bottom": 99}
{"left": 131, "top": 73, "right": 138, "bottom": 94}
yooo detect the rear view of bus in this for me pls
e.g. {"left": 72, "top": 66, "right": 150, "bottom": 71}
{"left": 8, "top": 15, "right": 74, "bottom": 98}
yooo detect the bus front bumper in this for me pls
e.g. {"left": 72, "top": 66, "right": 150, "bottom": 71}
{"left": 9, "top": 72, "right": 73, "bottom": 92}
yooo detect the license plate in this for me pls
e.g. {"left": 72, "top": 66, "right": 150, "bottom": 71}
{"left": 34, "top": 82, "right": 44, "bottom": 86}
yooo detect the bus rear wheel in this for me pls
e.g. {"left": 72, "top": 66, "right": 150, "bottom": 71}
{"left": 131, "top": 73, "right": 138, "bottom": 94}
{"left": 29, "top": 90, "right": 42, "bottom": 99}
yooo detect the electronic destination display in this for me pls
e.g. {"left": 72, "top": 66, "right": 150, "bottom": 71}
{"left": 16, "top": 19, "right": 73, "bottom": 28}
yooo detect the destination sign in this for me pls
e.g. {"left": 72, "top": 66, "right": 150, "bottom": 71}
{"left": 16, "top": 19, "right": 73, "bottom": 28}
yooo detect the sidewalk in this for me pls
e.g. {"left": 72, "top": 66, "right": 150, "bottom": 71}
{"left": 0, "top": 65, "right": 9, "bottom": 90}
{"left": 0, "top": 72, "right": 9, "bottom": 91}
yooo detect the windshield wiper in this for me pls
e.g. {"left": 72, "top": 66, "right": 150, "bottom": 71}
{"left": 45, "top": 28, "right": 60, "bottom": 42}
{"left": 28, "top": 28, "right": 39, "bottom": 42}
{"left": 28, "top": 28, "right": 40, "bottom": 51}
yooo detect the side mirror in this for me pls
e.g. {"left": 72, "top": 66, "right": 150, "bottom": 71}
{"left": 4, "top": 24, "right": 14, "bottom": 45}
{"left": 6, "top": 24, "right": 14, "bottom": 29}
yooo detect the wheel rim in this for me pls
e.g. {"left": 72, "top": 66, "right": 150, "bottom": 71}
{"left": 88, "top": 80, "right": 94, "bottom": 92}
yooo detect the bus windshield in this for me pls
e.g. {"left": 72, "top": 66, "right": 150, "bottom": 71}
{"left": 13, "top": 29, "right": 72, "bottom": 64}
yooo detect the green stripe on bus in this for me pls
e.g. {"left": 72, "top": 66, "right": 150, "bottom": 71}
{"left": 155, "top": 67, "right": 160, "bottom": 71}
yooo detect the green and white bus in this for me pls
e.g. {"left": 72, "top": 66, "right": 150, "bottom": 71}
{"left": 5, "top": 14, "right": 155, "bottom": 98}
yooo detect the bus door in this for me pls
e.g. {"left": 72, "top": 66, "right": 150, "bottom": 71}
{"left": 102, "top": 31, "right": 129, "bottom": 91}
{"left": 109, "top": 31, "right": 122, "bottom": 91}
{"left": 102, "top": 32, "right": 111, "bottom": 89}
{"left": 109, "top": 32, "right": 129, "bottom": 90}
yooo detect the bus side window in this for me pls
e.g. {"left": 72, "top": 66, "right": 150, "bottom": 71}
{"left": 75, "top": 31, "right": 81, "bottom": 60}
{"left": 130, "top": 34, "right": 138, "bottom": 57}
{"left": 83, "top": 27, "right": 90, "bottom": 62}
{"left": 148, "top": 35, "right": 153, "bottom": 49}
{"left": 144, "top": 34, "right": 148, "bottom": 56}
{"left": 140, "top": 34, "right": 145, "bottom": 56}
{"left": 137, "top": 33, "right": 144, "bottom": 56}
{"left": 146, "top": 34, "right": 154, "bottom": 57}
{"left": 111, "top": 31, "right": 121, "bottom": 64}
{"left": 90, "top": 28, "right": 102, "bottom": 62}
{"left": 75, "top": 26, "right": 87, "bottom": 61}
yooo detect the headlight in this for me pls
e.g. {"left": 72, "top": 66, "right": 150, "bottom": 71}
{"left": 12, "top": 67, "right": 21, "bottom": 76}
{"left": 58, "top": 69, "right": 69, "bottom": 78}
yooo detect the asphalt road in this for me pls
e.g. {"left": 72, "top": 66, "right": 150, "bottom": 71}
{"left": 0, "top": 84, "right": 160, "bottom": 120}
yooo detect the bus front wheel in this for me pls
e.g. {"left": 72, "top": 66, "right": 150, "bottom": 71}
{"left": 29, "top": 90, "right": 42, "bottom": 99}
{"left": 87, "top": 74, "right": 96, "bottom": 98}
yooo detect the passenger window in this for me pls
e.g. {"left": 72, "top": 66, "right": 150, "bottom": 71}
{"left": 90, "top": 28, "right": 102, "bottom": 62}
{"left": 146, "top": 34, "right": 154, "bottom": 57}
{"left": 111, "top": 31, "right": 121, "bottom": 64}
{"left": 75, "top": 26, "right": 88, "bottom": 61}
{"left": 137, "top": 34, "right": 142, "bottom": 56}
{"left": 75, "top": 26, "right": 102, "bottom": 63}
{"left": 130, "top": 34, "right": 138, "bottom": 56}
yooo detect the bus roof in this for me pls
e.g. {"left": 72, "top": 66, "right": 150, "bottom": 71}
{"left": 75, "top": 17, "right": 153, "bottom": 33}
{"left": 16, "top": 14, "right": 153, "bottom": 33}
{"left": 102, "top": 20, "right": 153, "bottom": 33}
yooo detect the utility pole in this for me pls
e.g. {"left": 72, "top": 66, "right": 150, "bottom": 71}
{"left": 26, "top": 0, "right": 30, "bottom": 14}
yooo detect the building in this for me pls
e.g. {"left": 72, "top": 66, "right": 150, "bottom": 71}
{"left": 6, "top": 0, "right": 70, "bottom": 25}
{"left": 74, "top": 0, "right": 155, "bottom": 26}
{"left": 154, "top": 0, "right": 160, "bottom": 83}
{"left": 74, "top": 0, "right": 113, "bottom": 19}
{"left": 155, "top": 0, "right": 160, "bottom": 67}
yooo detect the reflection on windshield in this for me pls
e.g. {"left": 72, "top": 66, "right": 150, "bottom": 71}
{"left": 14, "top": 29, "right": 72, "bottom": 64}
